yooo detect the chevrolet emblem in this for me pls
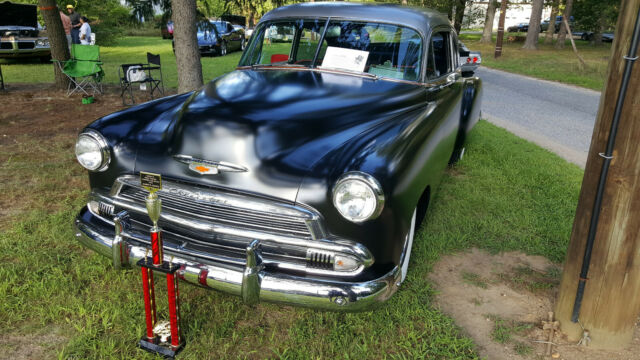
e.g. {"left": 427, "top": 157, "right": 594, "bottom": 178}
{"left": 174, "top": 155, "right": 248, "bottom": 175}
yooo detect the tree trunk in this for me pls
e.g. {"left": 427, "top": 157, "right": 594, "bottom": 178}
{"left": 544, "top": 0, "right": 559, "bottom": 45}
{"left": 171, "top": 0, "right": 203, "bottom": 93}
{"left": 38, "top": 0, "right": 70, "bottom": 90}
{"left": 555, "top": 0, "right": 573, "bottom": 49}
{"left": 594, "top": 11, "right": 607, "bottom": 46}
{"left": 522, "top": 0, "right": 544, "bottom": 50}
{"left": 494, "top": 0, "right": 508, "bottom": 58}
{"left": 453, "top": 0, "right": 467, "bottom": 34}
{"left": 555, "top": 0, "right": 640, "bottom": 349}
{"left": 480, "top": 0, "right": 498, "bottom": 44}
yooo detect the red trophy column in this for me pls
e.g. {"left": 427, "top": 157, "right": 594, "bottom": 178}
{"left": 137, "top": 172, "right": 184, "bottom": 358}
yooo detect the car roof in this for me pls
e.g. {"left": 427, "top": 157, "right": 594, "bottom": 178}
{"left": 260, "top": 2, "right": 452, "bottom": 38}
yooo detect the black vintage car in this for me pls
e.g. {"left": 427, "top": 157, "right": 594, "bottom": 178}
{"left": 74, "top": 3, "right": 482, "bottom": 311}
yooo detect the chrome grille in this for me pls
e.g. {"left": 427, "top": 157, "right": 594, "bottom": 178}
{"left": 114, "top": 179, "right": 313, "bottom": 240}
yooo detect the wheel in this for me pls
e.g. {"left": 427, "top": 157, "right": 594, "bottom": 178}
{"left": 399, "top": 208, "right": 417, "bottom": 283}
{"left": 220, "top": 42, "right": 227, "bottom": 56}
{"left": 241, "top": 38, "right": 246, "bottom": 51}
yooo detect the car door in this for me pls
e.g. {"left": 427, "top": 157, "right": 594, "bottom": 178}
{"left": 424, "top": 28, "right": 463, "bottom": 173}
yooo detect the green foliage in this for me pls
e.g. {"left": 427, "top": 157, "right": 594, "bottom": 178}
{"left": 573, "top": 0, "right": 618, "bottom": 33}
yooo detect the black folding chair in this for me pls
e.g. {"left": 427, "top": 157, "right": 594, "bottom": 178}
{"left": 119, "top": 52, "right": 165, "bottom": 105}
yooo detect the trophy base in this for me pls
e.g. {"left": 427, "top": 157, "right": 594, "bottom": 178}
{"left": 138, "top": 337, "right": 184, "bottom": 358}
{"left": 137, "top": 257, "right": 181, "bottom": 274}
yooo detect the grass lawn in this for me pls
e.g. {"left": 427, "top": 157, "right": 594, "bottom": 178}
{"left": 0, "top": 119, "right": 584, "bottom": 359}
{"left": 460, "top": 33, "right": 612, "bottom": 91}
{"left": 0, "top": 37, "right": 243, "bottom": 89}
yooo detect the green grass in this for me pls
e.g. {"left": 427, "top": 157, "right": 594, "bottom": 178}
{"left": 461, "top": 272, "right": 489, "bottom": 289}
{"left": 460, "top": 33, "right": 612, "bottom": 91}
{"left": 0, "top": 121, "right": 584, "bottom": 358}
{"left": 0, "top": 37, "right": 242, "bottom": 89}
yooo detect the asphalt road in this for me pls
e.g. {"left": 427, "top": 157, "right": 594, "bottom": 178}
{"left": 476, "top": 67, "right": 601, "bottom": 168}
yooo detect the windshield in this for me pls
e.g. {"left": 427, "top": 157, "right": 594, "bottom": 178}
{"left": 198, "top": 21, "right": 226, "bottom": 34}
{"left": 239, "top": 19, "right": 423, "bottom": 82}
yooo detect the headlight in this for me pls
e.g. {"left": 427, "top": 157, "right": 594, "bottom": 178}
{"left": 75, "top": 129, "right": 110, "bottom": 171}
{"left": 332, "top": 172, "right": 384, "bottom": 223}
{"left": 36, "top": 39, "right": 49, "bottom": 47}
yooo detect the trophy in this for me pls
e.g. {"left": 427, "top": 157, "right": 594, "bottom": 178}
{"left": 137, "top": 172, "right": 184, "bottom": 358}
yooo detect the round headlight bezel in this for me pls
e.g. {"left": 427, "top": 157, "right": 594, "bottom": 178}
{"left": 75, "top": 129, "right": 110, "bottom": 172}
{"left": 332, "top": 172, "right": 385, "bottom": 223}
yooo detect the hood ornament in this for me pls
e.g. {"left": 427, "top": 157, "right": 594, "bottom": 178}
{"left": 173, "top": 154, "right": 248, "bottom": 175}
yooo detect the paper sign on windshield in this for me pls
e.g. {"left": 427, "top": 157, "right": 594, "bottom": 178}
{"left": 320, "top": 47, "right": 369, "bottom": 73}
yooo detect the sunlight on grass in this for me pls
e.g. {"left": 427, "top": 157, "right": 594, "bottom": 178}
{"left": 0, "top": 37, "right": 242, "bottom": 89}
{"left": 460, "top": 33, "right": 611, "bottom": 91}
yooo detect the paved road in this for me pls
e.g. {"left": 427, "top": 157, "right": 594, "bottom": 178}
{"left": 476, "top": 67, "right": 601, "bottom": 168}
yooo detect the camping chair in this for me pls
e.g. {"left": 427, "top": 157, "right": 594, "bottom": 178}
{"left": 0, "top": 64, "right": 4, "bottom": 90}
{"left": 119, "top": 52, "right": 165, "bottom": 106}
{"left": 52, "top": 44, "right": 104, "bottom": 96}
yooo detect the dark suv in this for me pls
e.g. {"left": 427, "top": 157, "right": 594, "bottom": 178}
{"left": 540, "top": 15, "right": 574, "bottom": 33}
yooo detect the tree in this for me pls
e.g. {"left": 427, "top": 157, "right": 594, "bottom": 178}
{"left": 494, "top": 0, "right": 508, "bottom": 58}
{"left": 172, "top": 0, "right": 203, "bottom": 93}
{"left": 543, "top": 0, "right": 559, "bottom": 45}
{"left": 453, "top": 0, "right": 468, "bottom": 34}
{"left": 38, "top": 0, "right": 69, "bottom": 90}
{"left": 555, "top": 0, "right": 640, "bottom": 347}
{"left": 480, "top": 0, "right": 498, "bottom": 44}
{"left": 522, "top": 0, "right": 544, "bottom": 49}
{"left": 554, "top": 0, "right": 573, "bottom": 49}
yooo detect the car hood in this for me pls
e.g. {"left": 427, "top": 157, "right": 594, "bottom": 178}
{"left": 105, "top": 70, "right": 426, "bottom": 202}
{"left": 0, "top": 2, "right": 37, "bottom": 28}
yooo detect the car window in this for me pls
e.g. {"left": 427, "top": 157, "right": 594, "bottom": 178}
{"left": 321, "top": 21, "right": 422, "bottom": 81}
{"left": 240, "top": 19, "right": 423, "bottom": 82}
{"left": 428, "top": 31, "right": 451, "bottom": 79}
{"left": 241, "top": 19, "right": 325, "bottom": 66}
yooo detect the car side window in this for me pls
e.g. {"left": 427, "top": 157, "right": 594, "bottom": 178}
{"left": 428, "top": 31, "right": 451, "bottom": 79}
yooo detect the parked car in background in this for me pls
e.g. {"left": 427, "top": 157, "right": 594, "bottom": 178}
{"left": 161, "top": 21, "right": 174, "bottom": 39}
{"left": 540, "top": 15, "right": 574, "bottom": 33}
{"left": 0, "top": 1, "right": 50, "bottom": 62}
{"left": 74, "top": 3, "right": 482, "bottom": 311}
{"left": 173, "top": 20, "right": 246, "bottom": 56}
{"left": 579, "top": 31, "right": 614, "bottom": 42}
{"left": 459, "top": 41, "right": 481, "bottom": 76}
{"left": 245, "top": 27, "right": 254, "bottom": 39}
{"left": 507, "top": 23, "right": 529, "bottom": 33}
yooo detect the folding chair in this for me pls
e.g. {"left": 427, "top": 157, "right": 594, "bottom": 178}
{"left": 53, "top": 44, "right": 104, "bottom": 96}
{"left": 119, "top": 52, "right": 164, "bottom": 106}
{"left": 0, "top": 64, "right": 4, "bottom": 90}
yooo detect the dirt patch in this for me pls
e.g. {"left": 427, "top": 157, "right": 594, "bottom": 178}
{"left": 0, "top": 332, "right": 66, "bottom": 360}
{"left": 429, "top": 248, "right": 640, "bottom": 360}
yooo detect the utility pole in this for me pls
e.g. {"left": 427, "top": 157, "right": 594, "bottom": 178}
{"left": 494, "top": 0, "right": 508, "bottom": 58}
{"left": 555, "top": 0, "right": 640, "bottom": 349}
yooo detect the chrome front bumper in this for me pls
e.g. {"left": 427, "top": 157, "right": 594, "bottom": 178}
{"left": 74, "top": 207, "right": 400, "bottom": 311}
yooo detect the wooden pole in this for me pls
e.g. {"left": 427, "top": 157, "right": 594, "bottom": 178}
{"left": 555, "top": 0, "right": 640, "bottom": 348}
{"left": 494, "top": 0, "right": 508, "bottom": 58}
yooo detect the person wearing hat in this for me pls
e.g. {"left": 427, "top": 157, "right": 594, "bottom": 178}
{"left": 66, "top": 5, "right": 82, "bottom": 44}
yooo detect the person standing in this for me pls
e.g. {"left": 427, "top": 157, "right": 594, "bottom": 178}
{"left": 59, "top": 10, "right": 72, "bottom": 50}
{"left": 66, "top": 5, "right": 82, "bottom": 44}
{"left": 79, "top": 17, "right": 92, "bottom": 45}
